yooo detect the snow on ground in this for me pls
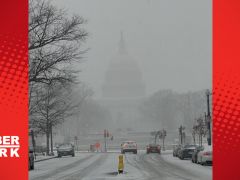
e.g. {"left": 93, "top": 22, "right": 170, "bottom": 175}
{"left": 30, "top": 151, "right": 212, "bottom": 180}
{"left": 29, "top": 152, "right": 93, "bottom": 179}
{"left": 160, "top": 150, "right": 212, "bottom": 179}
{"left": 82, "top": 153, "right": 146, "bottom": 180}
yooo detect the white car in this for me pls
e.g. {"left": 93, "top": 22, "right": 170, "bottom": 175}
{"left": 121, "top": 141, "right": 137, "bottom": 154}
{"left": 197, "top": 144, "right": 212, "bottom": 165}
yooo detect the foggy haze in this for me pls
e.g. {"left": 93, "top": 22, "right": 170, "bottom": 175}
{"left": 53, "top": 0, "right": 212, "bottom": 97}
{"left": 29, "top": 1, "right": 213, "bottom": 177}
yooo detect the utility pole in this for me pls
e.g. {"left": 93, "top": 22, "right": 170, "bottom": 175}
{"left": 74, "top": 136, "right": 78, "bottom": 151}
{"left": 50, "top": 122, "right": 53, "bottom": 155}
{"left": 104, "top": 129, "right": 107, "bottom": 152}
{"left": 162, "top": 129, "right": 167, "bottom": 151}
{"left": 192, "top": 126, "right": 196, "bottom": 146}
{"left": 104, "top": 129, "right": 109, "bottom": 152}
{"left": 154, "top": 131, "right": 159, "bottom": 144}
{"left": 206, "top": 89, "right": 212, "bottom": 145}
{"left": 179, "top": 125, "right": 185, "bottom": 145}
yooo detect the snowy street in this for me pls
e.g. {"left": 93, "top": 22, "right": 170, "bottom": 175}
{"left": 29, "top": 151, "right": 212, "bottom": 180}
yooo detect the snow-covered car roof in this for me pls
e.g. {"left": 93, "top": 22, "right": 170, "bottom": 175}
{"left": 122, "top": 141, "right": 136, "bottom": 144}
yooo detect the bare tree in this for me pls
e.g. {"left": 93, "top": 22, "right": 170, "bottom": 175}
{"left": 29, "top": 0, "right": 88, "bottom": 84}
{"left": 28, "top": 0, "right": 89, "bottom": 149}
{"left": 192, "top": 117, "right": 207, "bottom": 146}
{"left": 139, "top": 90, "right": 207, "bottom": 132}
{"left": 31, "top": 82, "right": 80, "bottom": 155}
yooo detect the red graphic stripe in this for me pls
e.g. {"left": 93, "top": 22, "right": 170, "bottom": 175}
{"left": 213, "top": 0, "right": 240, "bottom": 179}
{"left": 0, "top": 1, "right": 28, "bottom": 180}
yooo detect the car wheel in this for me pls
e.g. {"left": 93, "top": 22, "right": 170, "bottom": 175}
{"left": 58, "top": 154, "right": 62, "bottom": 158}
{"left": 30, "top": 162, "right": 34, "bottom": 170}
{"left": 198, "top": 157, "right": 202, "bottom": 164}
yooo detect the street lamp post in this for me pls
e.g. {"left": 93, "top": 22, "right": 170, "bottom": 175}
{"left": 206, "top": 89, "right": 212, "bottom": 145}
{"left": 161, "top": 129, "right": 167, "bottom": 151}
{"left": 179, "top": 125, "right": 185, "bottom": 145}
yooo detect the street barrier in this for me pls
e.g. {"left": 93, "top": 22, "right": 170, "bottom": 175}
{"left": 118, "top": 154, "right": 124, "bottom": 174}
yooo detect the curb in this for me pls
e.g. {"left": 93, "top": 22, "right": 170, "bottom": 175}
{"left": 34, "top": 156, "right": 57, "bottom": 162}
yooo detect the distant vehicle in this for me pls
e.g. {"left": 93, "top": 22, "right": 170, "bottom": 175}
{"left": 90, "top": 144, "right": 96, "bottom": 152}
{"left": 178, "top": 144, "right": 197, "bottom": 160}
{"left": 57, "top": 143, "right": 75, "bottom": 157}
{"left": 29, "top": 149, "right": 34, "bottom": 170}
{"left": 197, "top": 144, "right": 212, "bottom": 165}
{"left": 173, "top": 145, "right": 181, "bottom": 157}
{"left": 121, "top": 141, "right": 137, "bottom": 154}
{"left": 191, "top": 146, "right": 203, "bottom": 163}
{"left": 146, "top": 144, "right": 161, "bottom": 154}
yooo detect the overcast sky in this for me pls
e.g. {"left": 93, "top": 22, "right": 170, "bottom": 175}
{"left": 53, "top": 0, "right": 212, "bottom": 98}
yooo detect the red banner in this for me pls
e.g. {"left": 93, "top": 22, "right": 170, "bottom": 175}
{"left": 213, "top": 0, "right": 240, "bottom": 179}
{"left": 0, "top": 1, "right": 28, "bottom": 180}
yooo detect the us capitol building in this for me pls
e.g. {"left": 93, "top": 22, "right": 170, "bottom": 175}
{"left": 101, "top": 33, "right": 146, "bottom": 130}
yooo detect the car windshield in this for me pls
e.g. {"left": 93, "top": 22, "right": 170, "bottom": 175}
{"left": 149, "top": 144, "right": 159, "bottom": 147}
{"left": 124, "top": 141, "right": 136, "bottom": 144}
{"left": 184, "top": 145, "right": 196, "bottom": 149}
{"left": 59, "top": 144, "right": 72, "bottom": 148}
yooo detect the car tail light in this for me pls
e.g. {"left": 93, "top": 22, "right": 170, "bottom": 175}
{"left": 203, "top": 151, "right": 211, "bottom": 156}
{"left": 157, "top": 146, "right": 160, "bottom": 150}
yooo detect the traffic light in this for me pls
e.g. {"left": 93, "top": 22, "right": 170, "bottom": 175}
{"left": 104, "top": 129, "right": 107, "bottom": 138}
{"left": 104, "top": 129, "right": 110, "bottom": 138}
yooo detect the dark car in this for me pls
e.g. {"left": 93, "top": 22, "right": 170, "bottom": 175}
{"left": 29, "top": 149, "right": 34, "bottom": 170}
{"left": 57, "top": 143, "right": 75, "bottom": 157}
{"left": 178, "top": 145, "right": 197, "bottom": 160}
{"left": 173, "top": 145, "right": 181, "bottom": 157}
{"left": 146, "top": 144, "right": 161, "bottom": 154}
{"left": 192, "top": 146, "right": 203, "bottom": 163}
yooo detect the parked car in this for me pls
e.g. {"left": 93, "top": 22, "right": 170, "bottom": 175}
{"left": 173, "top": 145, "right": 181, "bottom": 157}
{"left": 146, "top": 144, "right": 161, "bottom": 154}
{"left": 191, "top": 146, "right": 203, "bottom": 163}
{"left": 29, "top": 149, "right": 34, "bottom": 170}
{"left": 197, "top": 144, "right": 212, "bottom": 165}
{"left": 90, "top": 144, "right": 96, "bottom": 152}
{"left": 57, "top": 143, "right": 75, "bottom": 157}
{"left": 178, "top": 144, "right": 197, "bottom": 160}
{"left": 121, "top": 141, "right": 137, "bottom": 154}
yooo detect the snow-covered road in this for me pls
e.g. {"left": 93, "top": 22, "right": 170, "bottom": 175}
{"left": 29, "top": 151, "right": 212, "bottom": 180}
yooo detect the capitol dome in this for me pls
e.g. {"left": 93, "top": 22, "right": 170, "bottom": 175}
{"left": 102, "top": 33, "right": 146, "bottom": 98}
